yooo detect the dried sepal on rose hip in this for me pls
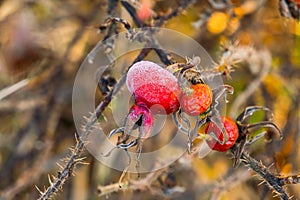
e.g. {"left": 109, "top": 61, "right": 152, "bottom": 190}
{"left": 180, "top": 83, "right": 213, "bottom": 116}
{"left": 204, "top": 116, "right": 239, "bottom": 152}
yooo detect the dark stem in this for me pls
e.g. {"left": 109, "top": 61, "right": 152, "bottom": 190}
{"left": 154, "top": 0, "right": 196, "bottom": 27}
{"left": 237, "top": 150, "right": 289, "bottom": 200}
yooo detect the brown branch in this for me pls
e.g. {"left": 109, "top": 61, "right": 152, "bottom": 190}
{"left": 0, "top": 97, "right": 47, "bottom": 112}
{"left": 97, "top": 167, "right": 165, "bottom": 197}
{"left": 97, "top": 162, "right": 185, "bottom": 198}
{"left": 238, "top": 151, "right": 290, "bottom": 200}
{"left": 210, "top": 169, "right": 252, "bottom": 200}
{"left": 120, "top": 1, "right": 174, "bottom": 65}
{"left": 120, "top": 1, "right": 145, "bottom": 27}
{"left": 154, "top": 0, "right": 196, "bottom": 27}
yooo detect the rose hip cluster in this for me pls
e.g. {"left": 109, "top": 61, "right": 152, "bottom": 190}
{"left": 108, "top": 60, "right": 282, "bottom": 165}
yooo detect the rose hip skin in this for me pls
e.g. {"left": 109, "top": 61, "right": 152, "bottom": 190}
{"left": 180, "top": 84, "right": 213, "bottom": 116}
{"left": 126, "top": 61, "right": 181, "bottom": 114}
{"left": 205, "top": 116, "right": 239, "bottom": 152}
{"left": 293, "top": 0, "right": 300, "bottom": 8}
{"left": 125, "top": 103, "right": 154, "bottom": 139}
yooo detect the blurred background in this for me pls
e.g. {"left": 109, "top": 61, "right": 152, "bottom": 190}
{"left": 0, "top": 0, "right": 299, "bottom": 199}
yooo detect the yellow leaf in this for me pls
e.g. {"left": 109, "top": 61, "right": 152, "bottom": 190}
{"left": 207, "top": 12, "right": 229, "bottom": 34}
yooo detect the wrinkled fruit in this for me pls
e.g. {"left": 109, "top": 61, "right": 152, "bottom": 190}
{"left": 180, "top": 84, "right": 213, "bottom": 116}
{"left": 205, "top": 116, "right": 239, "bottom": 152}
{"left": 124, "top": 103, "right": 154, "bottom": 139}
{"left": 126, "top": 61, "right": 181, "bottom": 114}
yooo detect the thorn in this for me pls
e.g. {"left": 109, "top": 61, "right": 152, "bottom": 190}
{"left": 267, "top": 162, "right": 275, "bottom": 170}
{"left": 68, "top": 147, "right": 75, "bottom": 152}
{"left": 83, "top": 116, "right": 89, "bottom": 121}
{"left": 258, "top": 180, "right": 265, "bottom": 186}
{"left": 48, "top": 174, "right": 53, "bottom": 185}
{"left": 272, "top": 193, "right": 280, "bottom": 198}
{"left": 74, "top": 132, "right": 80, "bottom": 143}
{"left": 74, "top": 157, "right": 86, "bottom": 162}
{"left": 92, "top": 124, "right": 100, "bottom": 130}
{"left": 57, "top": 162, "right": 64, "bottom": 170}
{"left": 77, "top": 161, "right": 90, "bottom": 165}
{"left": 35, "top": 185, "right": 44, "bottom": 195}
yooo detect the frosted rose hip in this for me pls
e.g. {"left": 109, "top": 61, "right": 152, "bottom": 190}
{"left": 126, "top": 61, "right": 181, "bottom": 114}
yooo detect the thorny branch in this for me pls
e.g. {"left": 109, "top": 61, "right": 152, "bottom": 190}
{"left": 239, "top": 151, "right": 289, "bottom": 200}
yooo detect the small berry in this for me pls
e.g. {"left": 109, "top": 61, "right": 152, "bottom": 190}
{"left": 126, "top": 61, "right": 181, "bottom": 114}
{"left": 126, "top": 103, "right": 154, "bottom": 138}
{"left": 180, "top": 84, "right": 213, "bottom": 116}
{"left": 205, "top": 116, "right": 239, "bottom": 152}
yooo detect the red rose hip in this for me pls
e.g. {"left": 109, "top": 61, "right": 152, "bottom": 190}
{"left": 180, "top": 84, "right": 213, "bottom": 116}
{"left": 205, "top": 116, "right": 239, "bottom": 152}
{"left": 126, "top": 61, "right": 181, "bottom": 114}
